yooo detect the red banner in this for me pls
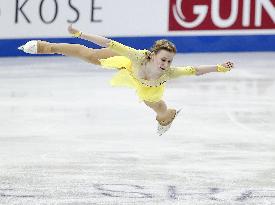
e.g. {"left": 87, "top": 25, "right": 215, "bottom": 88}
{"left": 169, "top": 0, "right": 275, "bottom": 31}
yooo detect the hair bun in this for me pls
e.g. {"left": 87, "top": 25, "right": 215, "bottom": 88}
{"left": 151, "top": 39, "right": 177, "bottom": 54}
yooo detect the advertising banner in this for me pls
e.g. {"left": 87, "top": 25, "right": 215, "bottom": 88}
{"left": 169, "top": 0, "right": 275, "bottom": 32}
{"left": 0, "top": 0, "right": 275, "bottom": 56}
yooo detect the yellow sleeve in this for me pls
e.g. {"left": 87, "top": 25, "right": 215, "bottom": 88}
{"left": 108, "top": 40, "right": 146, "bottom": 61}
{"left": 169, "top": 66, "right": 197, "bottom": 79}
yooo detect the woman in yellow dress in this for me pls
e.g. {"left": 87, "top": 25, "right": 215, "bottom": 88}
{"left": 18, "top": 25, "right": 234, "bottom": 135}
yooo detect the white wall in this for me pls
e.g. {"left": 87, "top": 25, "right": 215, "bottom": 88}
{"left": 0, "top": 0, "right": 169, "bottom": 38}
{"left": 0, "top": 0, "right": 275, "bottom": 56}
{"left": 1, "top": 0, "right": 275, "bottom": 39}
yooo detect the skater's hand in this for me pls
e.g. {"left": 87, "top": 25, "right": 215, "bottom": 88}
{"left": 222, "top": 61, "right": 234, "bottom": 70}
{"left": 68, "top": 24, "right": 80, "bottom": 35}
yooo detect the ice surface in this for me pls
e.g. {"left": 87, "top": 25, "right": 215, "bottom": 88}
{"left": 0, "top": 53, "right": 274, "bottom": 204}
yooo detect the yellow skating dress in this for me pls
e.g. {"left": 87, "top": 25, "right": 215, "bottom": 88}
{"left": 100, "top": 41, "right": 197, "bottom": 103}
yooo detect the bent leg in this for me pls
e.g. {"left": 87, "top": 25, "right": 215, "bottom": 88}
{"left": 144, "top": 100, "right": 176, "bottom": 126}
{"left": 38, "top": 41, "right": 117, "bottom": 65}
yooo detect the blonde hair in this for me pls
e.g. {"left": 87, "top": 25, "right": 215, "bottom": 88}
{"left": 145, "top": 39, "right": 177, "bottom": 61}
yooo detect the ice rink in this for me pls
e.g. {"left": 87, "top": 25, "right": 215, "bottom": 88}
{"left": 0, "top": 52, "right": 274, "bottom": 204}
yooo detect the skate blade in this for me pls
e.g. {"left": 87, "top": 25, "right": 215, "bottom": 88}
{"left": 18, "top": 46, "right": 24, "bottom": 51}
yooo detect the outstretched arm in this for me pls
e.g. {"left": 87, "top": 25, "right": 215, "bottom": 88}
{"left": 170, "top": 61, "right": 234, "bottom": 79}
{"left": 68, "top": 25, "right": 111, "bottom": 47}
{"left": 195, "top": 61, "right": 234, "bottom": 75}
{"left": 68, "top": 25, "right": 145, "bottom": 61}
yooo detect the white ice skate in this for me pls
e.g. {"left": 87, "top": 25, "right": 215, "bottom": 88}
{"left": 157, "top": 109, "right": 182, "bottom": 136}
{"left": 18, "top": 40, "right": 38, "bottom": 54}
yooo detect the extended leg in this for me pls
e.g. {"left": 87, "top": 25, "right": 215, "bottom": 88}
{"left": 19, "top": 40, "right": 117, "bottom": 65}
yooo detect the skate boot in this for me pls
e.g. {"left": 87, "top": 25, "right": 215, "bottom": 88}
{"left": 18, "top": 40, "right": 38, "bottom": 54}
{"left": 156, "top": 108, "right": 182, "bottom": 136}
{"left": 18, "top": 40, "right": 52, "bottom": 54}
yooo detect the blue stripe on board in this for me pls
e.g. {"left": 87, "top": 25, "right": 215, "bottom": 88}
{"left": 0, "top": 35, "right": 274, "bottom": 57}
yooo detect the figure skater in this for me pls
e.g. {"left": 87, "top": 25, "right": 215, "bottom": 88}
{"left": 18, "top": 25, "right": 234, "bottom": 135}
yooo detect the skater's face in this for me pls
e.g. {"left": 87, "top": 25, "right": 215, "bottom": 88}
{"left": 152, "top": 49, "right": 175, "bottom": 72}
